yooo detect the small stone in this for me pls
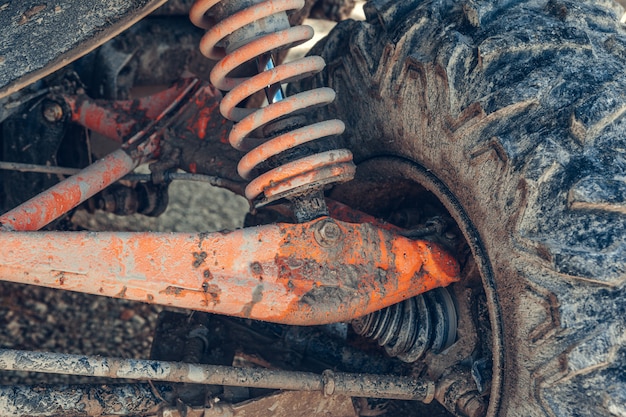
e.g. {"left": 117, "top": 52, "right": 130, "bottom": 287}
{"left": 120, "top": 309, "right": 135, "bottom": 321}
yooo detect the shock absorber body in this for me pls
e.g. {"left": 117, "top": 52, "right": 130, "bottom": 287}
{"left": 190, "top": 0, "right": 355, "bottom": 221}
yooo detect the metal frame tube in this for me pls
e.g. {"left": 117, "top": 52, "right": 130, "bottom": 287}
{"left": 0, "top": 349, "right": 435, "bottom": 402}
{"left": 0, "top": 148, "right": 137, "bottom": 231}
{"left": 0, "top": 218, "right": 460, "bottom": 325}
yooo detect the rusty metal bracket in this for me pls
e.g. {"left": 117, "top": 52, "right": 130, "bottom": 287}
{"left": 0, "top": 79, "right": 206, "bottom": 231}
{"left": 0, "top": 216, "right": 459, "bottom": 325}
{"left": 63, "top": 76, "right": 244, "bottom": 187}
{"left": 64, "top": 78, "right": 203, "bottom": 145}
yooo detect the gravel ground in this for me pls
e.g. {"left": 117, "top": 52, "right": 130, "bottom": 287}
{"left": 0, "top": 182, "right": 249, "bottom": 386}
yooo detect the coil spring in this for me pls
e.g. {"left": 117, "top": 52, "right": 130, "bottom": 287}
{"left": 352, "top": 288, "right": 458, "bottom": 363}
{"left": 190, "top": 0, "right": 355, "bottom": 206}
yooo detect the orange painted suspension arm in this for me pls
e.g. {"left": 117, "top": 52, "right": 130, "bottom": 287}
{"left": 0, "top": 217, "right": 459, "bottom": 325}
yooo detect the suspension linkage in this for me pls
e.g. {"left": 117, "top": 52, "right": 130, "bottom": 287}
{"left": 0, "top": 348, "right": 436, "bottom": 403}
{"left": 0, "top": 78, "right": 208, "bottom": 232}
{"left": 0, "top": 215, "right": 459, "bottom": 325}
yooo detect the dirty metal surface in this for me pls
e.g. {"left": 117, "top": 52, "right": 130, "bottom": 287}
{"left": 0, "top": 0, "right": 167, "bottom": 100}
{"left": 65, "top": 78, "right": 203, "bottom": 144}
{"left": 207, "top": 390, "right": 358, "bottom": 417}
{"left": 151, "top": 310, "right": 404, "bottom": 384}
{"left": 159, "top": 391, "right": 357, "bottom": 417}
{"left": 0, "top": 383, "right": 170, "bottom": 417}
{"left": 0, "top": 375, "right": 356, "bottom": 416}
{"left": 0, "top": 148, "right": 138, "bottom": 231}
{"left": 0, "top": 216, "right": 460, "bottom": 325}
{"left": 0, "top": 348, "right": 436, "bottom": 402}
{"left": 0, "top": 78, "right": 208, "bottom": 231}
{"left": 66, "top": 77, "right": 244, "bottom": 192}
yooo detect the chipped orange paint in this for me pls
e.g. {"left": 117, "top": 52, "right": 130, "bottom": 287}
{"left": 0, "top": 149, "right": 138, "bottom": 231}
{"left": 66, "top": 78, "right": 200, "bottom": 143}
{"left": 0, "top": 217, "right": 460, "bottom": 325}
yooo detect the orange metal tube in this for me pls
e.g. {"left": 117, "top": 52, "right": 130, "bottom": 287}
{"left": 0, "top": 217, "right": 460, "bottom": 325}
{"left": 0, "top": 149, "right": 138, "bottom": 231}
{"left": 66, "top": 79, "right": 199, "bottom": 143}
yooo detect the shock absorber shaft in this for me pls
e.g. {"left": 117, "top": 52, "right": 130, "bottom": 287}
{"left": 255, "top": 51, "right": 330, "bottom": 222}
{"left": 190, "top": 0, "right": 355, "bottom": 221}
{"left": 258, "top": 55, "right": 285, "bottom": 104}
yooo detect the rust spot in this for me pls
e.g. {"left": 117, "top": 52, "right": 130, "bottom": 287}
{"left": 241, "top": 284, "right": 264, "bottom": 317}
{"left": 18, "top": 4, "right": 46, "bottom": 25}
{"left": 198, "top": 232, "right": 210, "bottom": 249}
{"left": 202, "top": 281, "right": 221, "bottom": 306}
{"left": 120, "top": 309, "right": 135, "bottom": 321}
{"left": 163, "top": 286, "right": 185, "bottom": 296}
{"left": 250, "top": 261, "right": 263, "bottom": 276}
{"left": 147, "top": 294, "right": 154, "bottom": 302}
{"left": 192, "top": 251, "right": 207, "bottom": 268}
{"left": 116, "top": 286, "right": 128, "bottom": 298}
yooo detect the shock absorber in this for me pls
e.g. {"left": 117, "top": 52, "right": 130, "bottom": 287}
{"left": 190, "top": 0, "right": 356, "bottom": 221}
{"left": 188, "top": 2, "right": 457, "bottom": 361}
{"left": 352, "top": 288, "right": 458, "bottom": 363}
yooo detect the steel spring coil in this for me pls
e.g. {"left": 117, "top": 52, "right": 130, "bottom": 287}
{"left": 190, "top": 0, "right": 355, "bottom": 206}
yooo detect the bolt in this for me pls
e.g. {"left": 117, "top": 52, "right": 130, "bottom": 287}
{"left": 314, "top": 220, "right": 342, "bottom": 247}
{"left": 435, "top": 367, "right": 487, "bottom": 417}
{"left": 42, "top": 101, "right": 63, "bottom": 123}
{"left": 183, "top": 325, "right": 209, "bottom": 363}
{"left": 319, "top": 221, "right": 340, "bottom": 240}
{"left": 322, "top": 369, "right": 336, "bottom": 396}
{"left": 459, "top": 394, "right": 487, "bottom": 417}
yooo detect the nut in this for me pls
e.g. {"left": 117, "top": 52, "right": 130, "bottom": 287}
{"left": 42, "top": 101, "right": 63, "bottom": 123}
{"left": 314, "top": 220, "right": 342, "bottom": 247}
